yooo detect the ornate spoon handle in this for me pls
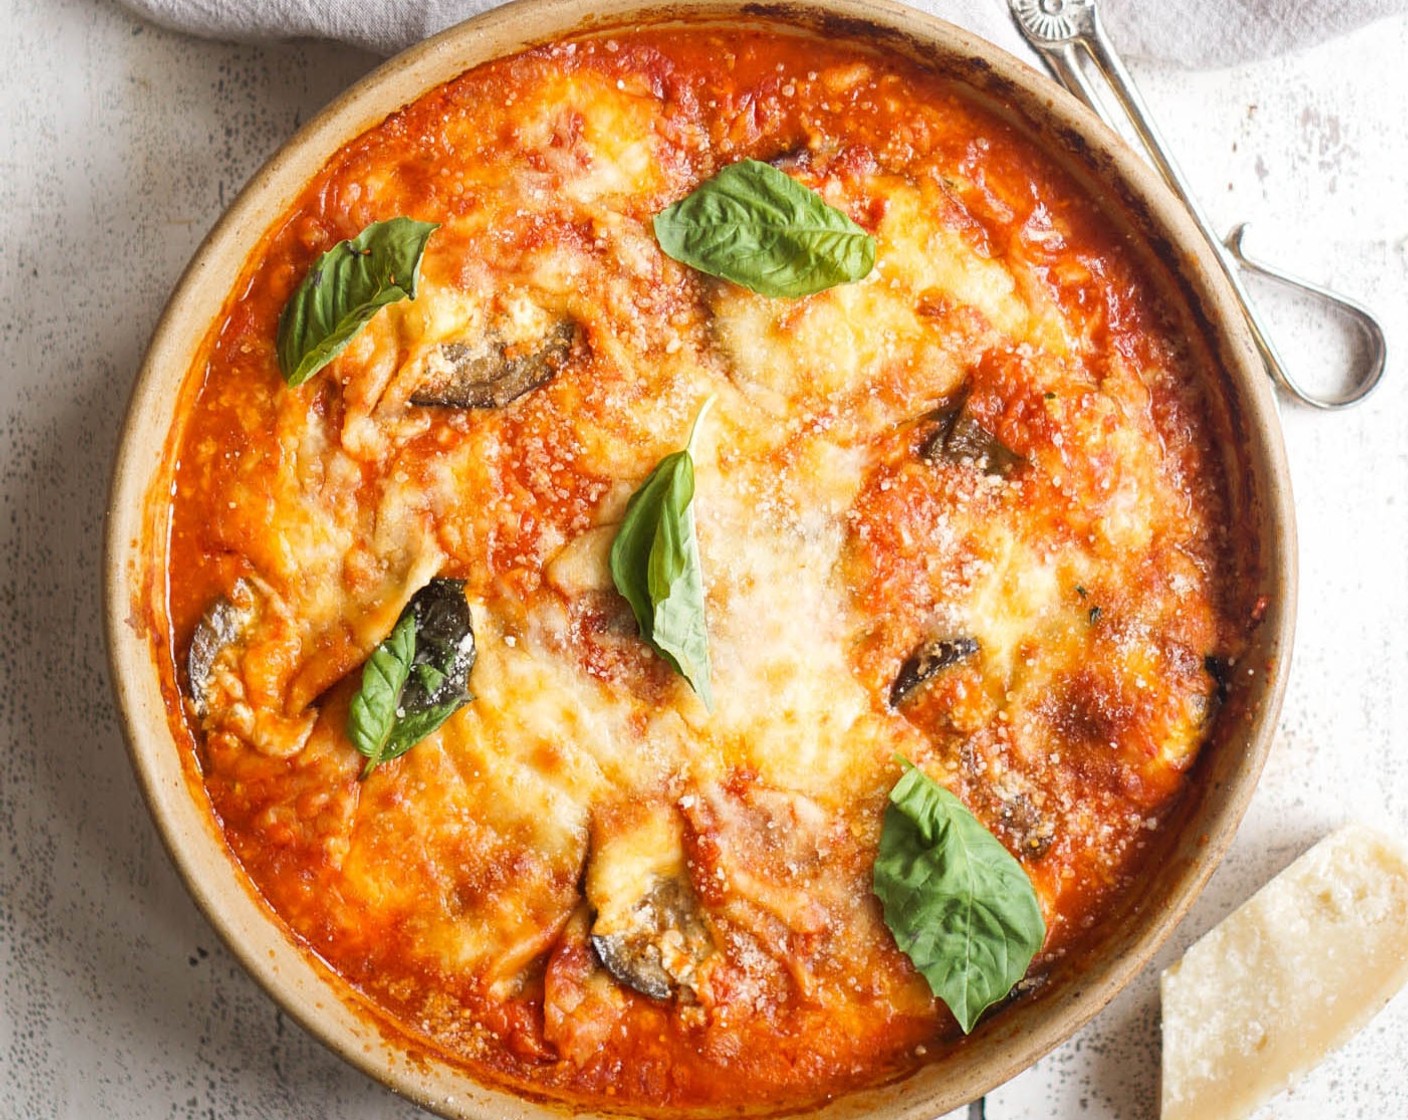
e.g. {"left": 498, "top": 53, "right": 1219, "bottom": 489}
{"left": 1009, "top": 0, "right": 1386, "bottom": 411}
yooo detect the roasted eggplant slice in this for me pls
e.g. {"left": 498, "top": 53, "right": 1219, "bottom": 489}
{"left": 410, "top": 319, "right": 576, "bottom": 409}
{"left": 187, "top": 585, "right": 253, "bottom": 718}
{"left": 919, "top": 397, "right": 1024, "bottom": 478}
{"left": 591, "top": 877, "right": 711, "bottom": 1001}
{"left": 889, "top": 635, "right": 979, "bottom": 707}
{"left": 585, "top": 805, "right": 714, "bottom": 1000}
{"left": 185, "top": 581, "right": 316, "bottom": 758}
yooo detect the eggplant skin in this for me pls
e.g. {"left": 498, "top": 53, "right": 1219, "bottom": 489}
{"left": 889, "top": 636, "right": 980, "bottom": 707}
{"left": 589, "top": 876, "right": 713, "bottom": 1001}
{"left": 919, "top": 399, "right": 1024, "bottom": 478}
{"left": 591, "top": 930, "right": 674, "bottom": 1001}
{"left": 410, "top": 319, "right": 577, "bottom": 409}
{"left": 187, "top": 592, "right": 248, "bottom": 718}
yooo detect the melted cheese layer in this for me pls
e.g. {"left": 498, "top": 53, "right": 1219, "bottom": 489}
{"left": 159, "top": 25, "right": 1252, "bottom": 1117}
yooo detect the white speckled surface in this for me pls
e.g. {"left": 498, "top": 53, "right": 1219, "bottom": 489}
{"left": 1, "top": 2, "right": 1405, "bottom": 1118}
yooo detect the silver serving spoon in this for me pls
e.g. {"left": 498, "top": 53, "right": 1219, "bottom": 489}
{"left": 1009, "top": 0, "right": 1387, "bottom": 410}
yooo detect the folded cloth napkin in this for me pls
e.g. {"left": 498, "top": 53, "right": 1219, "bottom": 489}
{"left": 116, "top": 0, "right": 1406, "bottom": 67}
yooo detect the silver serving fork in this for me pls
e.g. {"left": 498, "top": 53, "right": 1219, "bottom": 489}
{"left": 1009, "top": 0, "right": 1387, "bottom": 410}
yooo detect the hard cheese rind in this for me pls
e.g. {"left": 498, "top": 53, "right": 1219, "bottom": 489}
{"left": 1161, "top": 824, "right": 1408, "bottom": 1120}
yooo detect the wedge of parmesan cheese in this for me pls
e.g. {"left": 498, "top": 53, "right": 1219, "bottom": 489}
{"left": 1161, "top": 824, "right": 1408, "bottom": 1120}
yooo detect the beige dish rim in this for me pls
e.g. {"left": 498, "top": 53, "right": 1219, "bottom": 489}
{"left": 103, "top": 0, "right": 1297, "bottom": 1117}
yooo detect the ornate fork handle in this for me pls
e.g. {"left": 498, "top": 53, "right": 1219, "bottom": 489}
{"left": 1010, "top": 0, "right": 1386, "bottom": 411}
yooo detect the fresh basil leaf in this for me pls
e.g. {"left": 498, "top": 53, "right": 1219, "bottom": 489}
{"left": 383, "top": 579, "right": 476, "bottom": 760}
{"left": 347, "top": 611, "right": 416, "bottom": 779}
{"left": 609, "top": 451, "right": 686, "bottom": 649}
{"left": 653, "top": 159, "right": 876, "bottom": 297}
{"left": 873, "top": 763, "right": 1046, "bottom": 1033}
{"left": 347, "top": 578, "right": 476, "bottom": 778}
{"left": 277, "top": 216, "right": 439, "bottom": 387}
{"left": 609, "top": 401, "right": 714, "bottom": 708}
{"left": 383, "top": 697, "right": 464, "bottom": 761}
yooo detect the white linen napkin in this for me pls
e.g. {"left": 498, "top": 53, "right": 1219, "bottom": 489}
{"left": 114, "top": 0, "right": 1406, "bottom": 68}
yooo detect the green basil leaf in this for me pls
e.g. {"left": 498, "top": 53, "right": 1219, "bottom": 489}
{"left": 382, "top": 578, "right": 476, "bottom": 762}
{"left": 609, "top": 401, "right": 714, "bottom": 708}
{"left": 608, "top": 451, "right": 684, "bottom": 644}
{"left": 277, "top": 216, "right": 439, "bottom": 387}
{"left": 653, "top": 159, "right": 876, "bottom": 298}
{"left": 873, "top": 763, "right": 1046, "bottom": 1033}
{"left": 347, "top": 611, "right": 416, "bottom": 779}
{"left": 347, "top": 578, "right": 476, "bottom": 778}
{"left": 383, "top": 698, "right": 462, "bottom": 758}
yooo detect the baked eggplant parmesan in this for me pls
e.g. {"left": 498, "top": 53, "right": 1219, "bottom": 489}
{"left": 153, "top": 21, "right": 1259, "bottom": 1115}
